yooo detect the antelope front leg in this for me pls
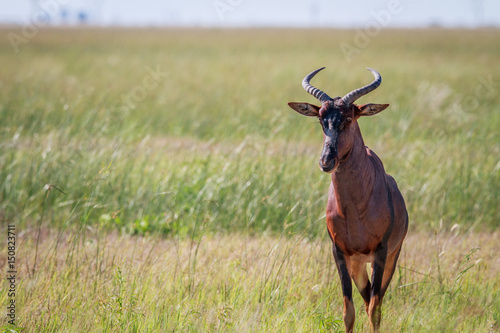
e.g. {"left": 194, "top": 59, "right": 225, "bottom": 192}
{"left": 332, "top": 244, "right": 355, "bottom": 333}
{"left": 368, "top": 243, "right": 388, "bottom": 333}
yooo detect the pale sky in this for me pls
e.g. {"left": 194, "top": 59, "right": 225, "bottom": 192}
{"left": 0, "top": 0, "right": 499, "bottom": 28}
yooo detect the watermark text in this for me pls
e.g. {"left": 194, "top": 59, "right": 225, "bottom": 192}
{"left": 213, "top": 0, "right": 245, "bottom": 20}
{"left": 121, "top": 65, "right": 167, "bottom": 112}
{"left": 7, "top": 0, "right": 71, "bottom": 53}
{"left": 6, "top": 224, "right": 17, "bottom": 326}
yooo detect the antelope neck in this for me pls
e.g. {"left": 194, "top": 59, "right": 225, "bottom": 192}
{"left": 331, "top": 124, "right": 375, "bottom": 210}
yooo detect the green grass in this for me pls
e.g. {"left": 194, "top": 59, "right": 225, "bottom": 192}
{"left": 1, "top": 28, "right": 498, "bottom": 235}
{"left": 0, "top": 28, "right": 499, "bottom": 332}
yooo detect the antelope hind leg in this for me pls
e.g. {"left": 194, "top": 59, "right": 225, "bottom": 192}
{"left": 380, "top": 242, "right": 403, "bottom": 298}
{"left": 368, "top": 243, "right": 388, "bottom": 333}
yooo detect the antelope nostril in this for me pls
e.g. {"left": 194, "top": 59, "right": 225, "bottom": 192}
{"left": 319, "top": 158, "right": 335, "bottom": 172}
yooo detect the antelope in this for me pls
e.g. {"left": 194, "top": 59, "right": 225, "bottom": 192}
{"left": 288, "top": 67, "right": 408, "bottom": 333}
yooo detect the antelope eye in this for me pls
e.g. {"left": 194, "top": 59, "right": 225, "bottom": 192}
{"left": 346, "top": 117, "right": 352, "bottom": 122}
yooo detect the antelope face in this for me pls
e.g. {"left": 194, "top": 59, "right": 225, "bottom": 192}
{"left": 317, "top": 98, "right": 355, "bottom": 173}
{"left": 288, "top": 67, "right": 389, "bottom": 173}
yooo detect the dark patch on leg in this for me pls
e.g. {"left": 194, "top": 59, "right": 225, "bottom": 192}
{"left": 332, "top": 245, "right": 355, "bottom": 333}
{"left": 369, "top": 243, "right": 387, "bottom": 332}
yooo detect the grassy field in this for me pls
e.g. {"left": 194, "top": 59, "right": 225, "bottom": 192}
{"left": 0, "top": 28, "right": 499, "bottom": 332}
{"left": 5, "top": 229, "right": 500, "bottom": 332}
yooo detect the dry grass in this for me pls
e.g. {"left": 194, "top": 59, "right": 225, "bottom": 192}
{"left": 3, "top": 228, "right": 498, "bottom": 332}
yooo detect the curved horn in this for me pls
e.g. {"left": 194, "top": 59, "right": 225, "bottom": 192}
{"left": 302, "top": 67, "right": 332, "bottom": 103}
{"left": 342, "top": 68, "right": 382, "bottom": 105}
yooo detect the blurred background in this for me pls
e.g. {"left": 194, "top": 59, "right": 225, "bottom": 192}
{"left": 1, "top": 0, "right": 500, "bottom": 28}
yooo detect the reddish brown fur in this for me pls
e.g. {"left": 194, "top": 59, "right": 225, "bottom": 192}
{"left": 327, "top": 115, "right": 407, "bottom": 258}
{"left": 289, "top": 96, "right": 408, "bottom": 333}
{"left": 328, "top": 107, "right": 407, "bottom": 332}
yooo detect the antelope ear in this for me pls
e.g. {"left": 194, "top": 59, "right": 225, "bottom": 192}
{"left": 355, "top": 103, "right": 389, "bottom": 117}
{"left": 287, "top": 102, "right": 321, "bottom": 117}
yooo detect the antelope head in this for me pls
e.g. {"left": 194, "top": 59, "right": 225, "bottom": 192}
{"left": 288, "top": 67, "right": 389, "bottom": 173}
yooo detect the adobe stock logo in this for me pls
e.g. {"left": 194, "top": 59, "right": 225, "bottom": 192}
{"left": 7, "top": 0, "right": 71, "bottom": 53}
{"left": 121, "top": 66, "right": 167, "bottom": 112}
{"left": 213, "top": 0, "right": 244, "bottom": 20}
{"left": 340, "top": 0, "right": 411, "bottom": 63}
{"left": 452, "top": 74, "right": 498, "bottom": 119}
